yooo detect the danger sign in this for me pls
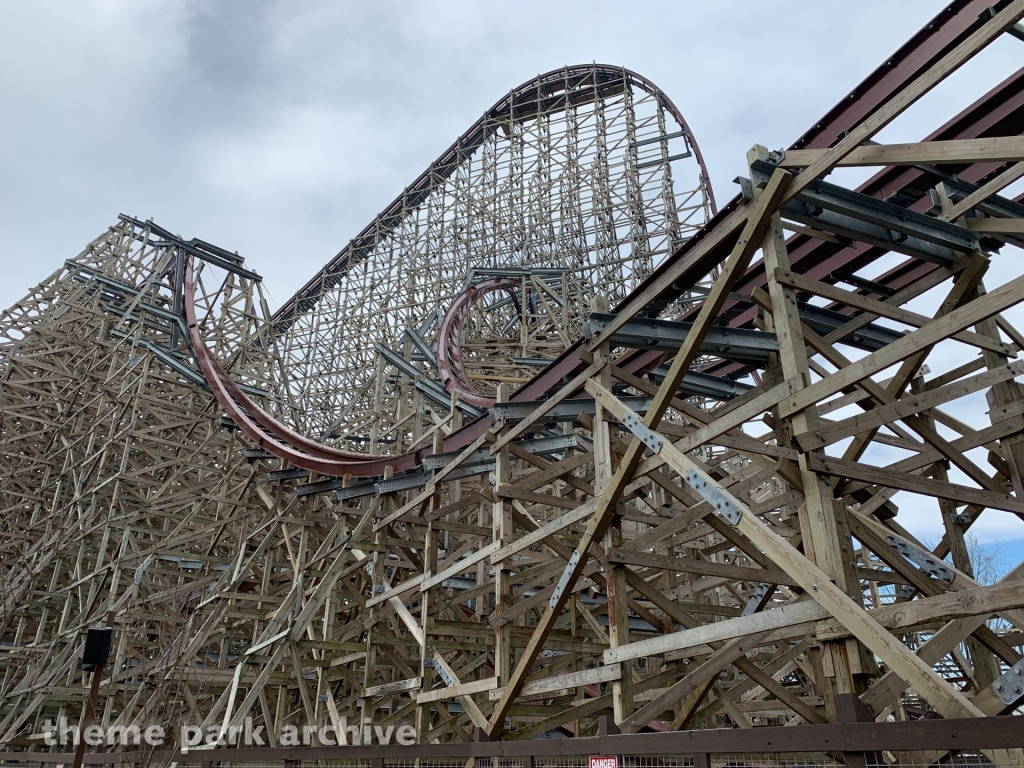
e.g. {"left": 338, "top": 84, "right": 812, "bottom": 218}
{"left": 590, "top": 757, "right": 619, "bottom": 768}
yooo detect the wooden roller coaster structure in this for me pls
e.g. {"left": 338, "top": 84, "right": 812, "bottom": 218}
{"left": 2, "top": 2, "right": 1024, "bottom": 763}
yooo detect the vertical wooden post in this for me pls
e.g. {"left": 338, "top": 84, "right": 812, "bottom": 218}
{"left": 361, "top": 467, "right": 392, "bottom": 744}
{"left": 416, "top": 429, "right": 445, "bottom": 741}
{"left": 932, "top": 188, "right": 1005, "bottom": 688}
{"left": 937, "top": 184, "right": 1024, "bottom": 497}
{"left": 911, "top": 376, "right": 1000, "bottom": 688}
{"left": 493, "top": 384, "right": 513, "bottom": 691}
{"left": 594, "top": 338, "right": 634, "bottom": 725}
{"left": 758, "top": 161, "right": 860, "bottom": 716}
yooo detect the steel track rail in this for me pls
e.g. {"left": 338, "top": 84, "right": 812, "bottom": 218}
{"left": 188, "top": 0, "right": 1023, "bottom": 478}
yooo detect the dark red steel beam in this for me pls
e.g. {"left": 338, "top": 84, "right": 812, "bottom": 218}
{"left": 185, "top": 257, "right": 423, "bottom": 476}
{"left": 443, "top": 9, "right": 1024, "bottom": 458}
{"left": 190, "top": 3, "right": 1024, "bottom": 477}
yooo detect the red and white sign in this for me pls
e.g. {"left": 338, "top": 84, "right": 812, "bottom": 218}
{"left": 590, "top": 756, "right": 619, "bottom": 768}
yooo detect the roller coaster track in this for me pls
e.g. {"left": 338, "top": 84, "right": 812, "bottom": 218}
{"left": 5, "top": 0, "right": 1024, "bottom": 751}
{"left": 185, "top": 64, "right": 716, "bottom": 476}
{"left": 187, "top": 0, "right": 1024, "bottom": 481}
{"left": 271, "top": 65, "right": 715, "bottom": 334}
{"left": 185, "top": 254, "right": 426, "bottom": 476}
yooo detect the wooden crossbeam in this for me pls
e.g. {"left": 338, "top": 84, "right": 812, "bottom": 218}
{"left": 940, "top": 161, "right": 1024, "bottom": 222}
{"left": 483, "top": 168, "right": 793, "bottom": 737}
{"left": 815, "top": 581, "right": 1024, "bottom": 641}
{"left": 779, "top": 137, "right": 1024, "bottom": 168}
{"left": 619, "top": 632, "right": 769, "bottom": 733}
{"left": 774, "top": 268, "right": 1015, "bottom": 356}
{"left": 592, "top": 384, "right": 985, "bottom": 720}
{"left": 778, "top": 270, "right": 1024, "bottom": 419}
{"left": 607, "top": 548, "right": 798, "bottom": 587}
{"left": 794, "top": 359, "right": 1024, "bottom": 450}
{"left": 806, "top": 453, "right": 1024, "bottom": 514}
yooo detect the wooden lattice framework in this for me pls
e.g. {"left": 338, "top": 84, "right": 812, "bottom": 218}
{"left": 2, "top": 3, "right": 1024, "bottom": 763}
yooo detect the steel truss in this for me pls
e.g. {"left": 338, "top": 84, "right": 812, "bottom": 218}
{"left": 2, "top": 3, "right": 1024, "bottom": 764}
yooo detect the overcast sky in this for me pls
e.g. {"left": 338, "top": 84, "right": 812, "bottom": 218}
{"left": 7, "top": 0, "right": 1020, "bottom": 312}
{"left": 3, "top": 1, "right": 1024, "bottom": 562}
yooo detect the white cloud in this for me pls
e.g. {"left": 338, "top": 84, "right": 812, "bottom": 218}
{"left": 3, "top": 0, "right": 1023, "bottom": 558}
{"left": 0, "top": 0, "right": 971, "bottom": 311}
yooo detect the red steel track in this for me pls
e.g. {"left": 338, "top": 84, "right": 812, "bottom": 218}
{"left": 185, "top": 257, "right": 424, "bottom": 476}
{"left": 435, "top": 278, "right": 521, "bottom": 409}
{"left": 188, "top": 0, "right": 1024, "bottom": 478}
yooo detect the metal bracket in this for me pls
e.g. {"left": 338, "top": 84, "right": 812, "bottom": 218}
{"left": 748, "top": 152, "right": 784, "bottom": 189}
{"left": 993, "top": 661, "right": 1024, "bottom": 706}
{"left": 885, "top": 534, "right": 955, "bottom": 584}
{"left": 621, "top": 411, "right": 663, "bottom": 454}
{"left": 733, "top": 176, "right": 754, "bottom": 203}
{"left": 432, "top": 661, "right": 455, "bottom": 688}
{"left": 685, "top": 469, "right": 742, "bottom": 525}
{"left": 550, "top": 550, "right": 581, "bottom": 607}
{"left": 741, "top": 583, "right": 772, "bottom": 616}
{"left": 133, "top": 555, "right": 154, "bottom": 586}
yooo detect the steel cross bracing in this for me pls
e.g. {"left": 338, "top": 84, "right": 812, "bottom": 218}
{"left": 2, "top": 2, "right": 1024, "bottom": 760}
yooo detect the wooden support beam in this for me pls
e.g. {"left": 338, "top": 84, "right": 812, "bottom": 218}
{"left": 940, "top": 161, "right": 1024, "bottom": 222}
{"left": 965, "top": 217, "right": 1024, "bottom": 235}
{"left": 779, "top": 268, "right": 1024, "bottom": 419}
{"left": 778, "top": 137, "right": 1024, "bottom": 168}
{"left": 607, "top": 548, "right": 798, "bottom": 587}
{"left": 759, "top": 204, "right": 864, "bottom": 710}
{"left": 605, "top": 599, "right": 825, "bottom": 664}
{"left": 593, "top": 385, "right": 985, "bottom": 720}
{"left": 773, "top": 268, "right": 1014, "bottom": 357}
{"left": 619, "top": 633, "right": 769, "bottom": 733}
{"left": 815, "top": 581, "right": 1024, "bottom": 641}
{"left": 483, "top": 168, "right": 792, "bottom": 738}
{"left": 794, "top": 359, "right": 1024, "bottom": 451}
{"left": 805, "top": 453, "right": 1024, "bottom": 514}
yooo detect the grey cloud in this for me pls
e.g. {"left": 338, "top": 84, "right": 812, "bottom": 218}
{"left": 3, "top": 0, "right": 1024, "bottom": 549}
{"left": 0, "top": 1, "right": 1014, "bottom": 310}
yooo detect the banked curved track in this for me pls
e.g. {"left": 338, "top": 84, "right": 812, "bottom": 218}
{"left": 186, "top": 64, "right": 716, "bottom": 478}
{"left": 187, "top": 45, "right": 1024, "bottom": 481}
